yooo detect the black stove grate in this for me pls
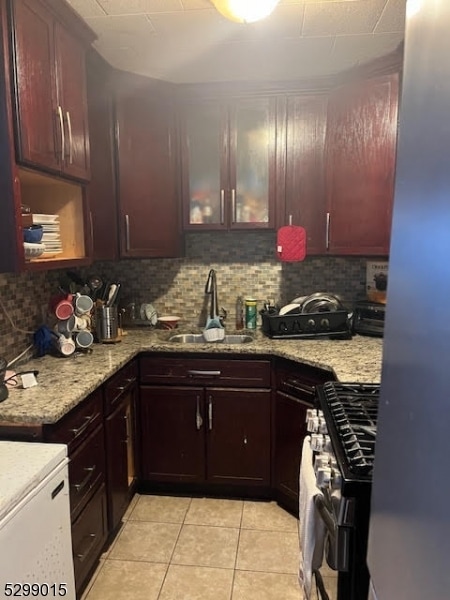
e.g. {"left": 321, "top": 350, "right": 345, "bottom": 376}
{"left": 318, "top": 381, "right": 380, "bottom": 478}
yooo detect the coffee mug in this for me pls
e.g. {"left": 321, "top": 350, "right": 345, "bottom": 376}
{"left": 50, "top": 293, "right": 74, "bottom": 320}
{"left": 54, "top": 333, "right": 76, "bottom": 357}
{"left": 75, "top": 330, "right": 94, "bottom": 349}
{"left": 56, "top": 315, "right": 76, "bottom": 337}
{"left": 75, "top": 294, "right": 94, "bottom": 316}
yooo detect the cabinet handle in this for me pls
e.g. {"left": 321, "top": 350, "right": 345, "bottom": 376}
{"left": 196, "top": 395, "right": 203, "bottom": 430}
{"left": 125, "top": 214, "right": 130, "bottom": 252}
{"left": 188, "top": 370, "right": 221, "bottom": 377}
{"left": 326, "top": 212, "right": 330, "bottom": 250}
{"left": 208, "top": 395, "right": 213, "bottom": 430}
{"left": 69, "top": 412, "right": 100, "bottom": 440}
{"left": 76, "top": 533, "right": 97, "bottom": 561}
{"left": 66, "top": 110, "right": 73, "bottom": 164}
{"left": 73, "top": 465, "right": 96, "bottom": 493}
{"left": 283, "top": 379, "right": 315, "bottom": 397}
{"left": 231, "top": 188, "right": 236, "bottom": 223}
{"left": 220, "top": 189, "right": 225, "bottom": 224}
{"left": 57, "top": 105, "right": 65, "bottom": 164}
{"left": 288, "top": 214, "right": 293, "bottom": 226}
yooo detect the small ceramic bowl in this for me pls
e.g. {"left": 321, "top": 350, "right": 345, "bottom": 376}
{"left": 23, "top": 225, "right": 43, "bottom": 243}
{"left": 157, "top": 316, "right": 181, "bottom": 329}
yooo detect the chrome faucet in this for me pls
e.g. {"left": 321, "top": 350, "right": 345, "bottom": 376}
{"left": 204, "top": 269, "right": 227, "bottom": 326}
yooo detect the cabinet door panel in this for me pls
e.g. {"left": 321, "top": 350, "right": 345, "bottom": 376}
{"left": 285, "top": 94, "right": 328, "bottom": 254}
{"left": 12, "top": 0, "right": 59, "bottom": 172}
{"left": 140, "top": 386, "right": 205, "bottom": 483}
{"left": 105, "top": 399, "right": 129, "bottom": 531}
{"left": 231, "top": 98, "right": 274, "bottom": 227}
{"left": 274, "top": 391, "right": 309, "bottom": 513}
{"left": 206, "top": 388, "right": 271, "bottom": 486}
{"left": 182, "top": 102, "right": 226, "bottom": 227}
{"left": 116, "top": 90, "right": 180, "bottom": 257}
{"left": 55, "top": 22, "right": 90, "bottom": 180}
{"left": 325, "top": 74, "right": 398, "bottom": 255}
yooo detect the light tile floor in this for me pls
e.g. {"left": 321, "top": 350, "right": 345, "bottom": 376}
{"left": 82, "top": 494, "right": 305, "bottom": 600}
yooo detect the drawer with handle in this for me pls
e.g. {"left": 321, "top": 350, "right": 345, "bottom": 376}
{"left": 140, "top": 356, "right": 271, "bottom": 388}
{"left": 71, "top": 483, "right": 108, "bottom": 594}
{"left": 276, "top": 362, "right": 334, "bottom": 403}
{"left": 44, "top": 388, "right": 104, "bottom": 454}
{"left": 69, "top": 424, "right": 106, "bottom": 521}
{"left": 104, "top": 360, "right": 137, "bottom": 414}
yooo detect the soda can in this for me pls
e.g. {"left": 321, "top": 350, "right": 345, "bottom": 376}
{"left": 245, "top": 298, "right": 257, "bottom": 329}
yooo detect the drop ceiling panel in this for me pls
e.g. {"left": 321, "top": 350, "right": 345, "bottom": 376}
{"left": 304, "top": 0, "right": 389, "bottom": 36}
{"left": 332, "top": 31, "right": 403, "bottom": 69}
{"left": 97, "top": 0, "right": 184, "bottom": 15}
{"left": 375, "top": 0, "right": 406, "bottom": 33}
{"left": 68, "top": 0, "right": 405, "bottom": 83}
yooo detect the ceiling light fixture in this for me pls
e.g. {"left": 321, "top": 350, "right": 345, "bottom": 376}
{"left": 210, "top": 0, "right": 280, "bottom": 24}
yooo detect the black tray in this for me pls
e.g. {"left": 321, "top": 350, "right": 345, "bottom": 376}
{"left": 260, "top": 309, "right": 352, "bottom": 340}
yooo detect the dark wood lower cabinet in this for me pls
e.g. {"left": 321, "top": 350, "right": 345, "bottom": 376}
{"left": 139, "top": 384, "right": 271, "bottom": 490}
{"left": 140, "top": 386, "right": 205, "bottom": 483}
{"left": 71, "top": 483, "right": 108, "bottom": 596}
{"left": 104, "top": 361, "right": 138, "bottom": 533}
{"left": 273, "top": 359, "right": 335, "bottom": 515}
{"left": 274, "top": 390, "right": 309, "bottom": 514}
{"left": 206, "top": 388, "right": 271, "bottom": 486}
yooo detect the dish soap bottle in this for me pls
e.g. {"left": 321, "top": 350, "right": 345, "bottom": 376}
{"left": 235, "top": 296, "right": 244, "bottom": 330}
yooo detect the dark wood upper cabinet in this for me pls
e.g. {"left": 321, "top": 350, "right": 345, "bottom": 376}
{"left": 86, "top": 52, "right": 118, "bottom": 261}
{"left": 10, "top": 0, "right": 93, "bottom": 181}
{"left": 114, "top": 74, "right": 181, "bottom": 258}
{"left": 180, "top": 96, "right": 277, "bottom": 230}
{"left": 325, "top": 73, "right": 399, "bottom": 255}
{"left": 282, "top": 94, "right": 329, "bottom": 254}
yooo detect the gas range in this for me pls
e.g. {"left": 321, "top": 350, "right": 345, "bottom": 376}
{"left": 305, "top": 381, "right": 381, "bottom": 600}
{"left": 316, "top": 382, "right": 379, "bottom": 492}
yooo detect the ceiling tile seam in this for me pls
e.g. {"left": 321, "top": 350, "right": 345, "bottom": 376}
{"left": 372, "top": 0, "right": 390, "bottom": 34}
{"left": 93, "top": 0, "right": 107, "bottom": 17}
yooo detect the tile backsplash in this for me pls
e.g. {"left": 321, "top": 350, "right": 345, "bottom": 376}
{"left": 0, "top": 232, "right": 370, "bottom": 362}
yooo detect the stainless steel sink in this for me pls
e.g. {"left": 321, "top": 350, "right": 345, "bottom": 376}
{"left": 168, "top": 333, "right": 254, "bottom": 344}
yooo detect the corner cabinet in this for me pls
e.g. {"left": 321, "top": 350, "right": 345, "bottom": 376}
{"left": 139, "top": 355, "right": 271, "bottom": 493}
{"left": 10, "top": 0, "right": 93, "bottom": 181}
{"left": 324, "top": 73, "right": 399, "bottom": 255}
{"left": 274, "top": 359, "right": 335, "bottom": 515}
{"left": 114, "top": 73, "right": 181, "bottom": 258}
{"left": 180, "top": 97, "right": 277, "bottom": 230}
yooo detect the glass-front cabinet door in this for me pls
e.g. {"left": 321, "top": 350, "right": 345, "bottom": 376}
{"left": 181, "top": 97, "right": 276, "bottom": 230}
{"left": 229, "top": 98, "right": 274, "bottom": 228}
{"left": 182, "top": 102, "right": 226, "bottom": 227}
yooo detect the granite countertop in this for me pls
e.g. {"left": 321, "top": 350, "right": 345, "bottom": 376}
{"left": 0, "top": 327, "right": 384, "bottom": 426}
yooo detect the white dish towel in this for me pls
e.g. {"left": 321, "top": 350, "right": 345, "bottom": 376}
{"left": 298, "top": 435, "right": 326, "bottom": 599}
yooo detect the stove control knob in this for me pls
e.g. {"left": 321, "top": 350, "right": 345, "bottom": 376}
{"left": 331, "top": 469, "right": 342, "bottom": 489}
{"left": 306, "top": 318, "right": 316, "bottom": 330}
{"left": 316, "top": 467, "right": 332, "bottom": 487}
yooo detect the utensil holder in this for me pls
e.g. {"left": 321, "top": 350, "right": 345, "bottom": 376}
{"left": 96, "top": 306, "right": 120, "bottom": 343}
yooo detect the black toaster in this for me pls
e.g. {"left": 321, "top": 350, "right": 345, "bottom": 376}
{"left": 352, "top": 301, "right": 385, "bottom": 337}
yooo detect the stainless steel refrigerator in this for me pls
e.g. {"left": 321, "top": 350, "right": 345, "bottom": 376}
{"left": 367, "top": 0, "right": 450, "bottom": 598}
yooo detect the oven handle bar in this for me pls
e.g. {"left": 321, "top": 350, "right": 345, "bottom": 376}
{"left": 314, "top": 495, "right": 336, "bottom": 535}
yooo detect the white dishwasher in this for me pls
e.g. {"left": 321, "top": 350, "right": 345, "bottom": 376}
{"left": 0, "top": 441, "right": 75, "bottom": 599}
